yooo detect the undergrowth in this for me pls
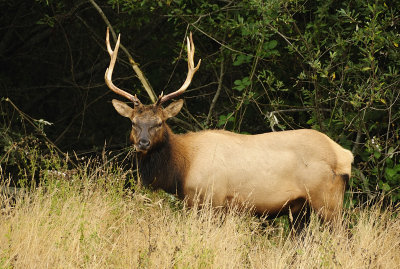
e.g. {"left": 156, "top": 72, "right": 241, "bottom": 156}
{"left": 0, "top": 147, "right": 399, "bottom": 268}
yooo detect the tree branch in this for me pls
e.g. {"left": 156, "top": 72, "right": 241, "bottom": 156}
{"left": 205, "top": 59, "right": 224, "bottom": 127}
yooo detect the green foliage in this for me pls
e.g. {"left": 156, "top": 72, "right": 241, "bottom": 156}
{"left": 233, "top": 77, "right": 251, "bottom": 92}
{"left": 217, "top": 112, "right": 235, "bottom": 128}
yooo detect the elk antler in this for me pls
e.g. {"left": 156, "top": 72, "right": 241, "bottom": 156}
{"left": 105, "top": 27, "right": 141, "bottom": 106}
{"left": 157, "top": 32, "right": 201, "bottom": 105}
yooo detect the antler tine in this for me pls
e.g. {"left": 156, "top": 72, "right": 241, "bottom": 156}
{"left": 158, "top": 32, "right": 201, "bottom": 105}
{"left": 105, "top": 27, "right": 141, "bottom": 106}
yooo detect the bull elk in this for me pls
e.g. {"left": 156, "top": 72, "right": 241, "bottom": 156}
{"left": 104, "top": 28, "right": 353, "bottom": 225}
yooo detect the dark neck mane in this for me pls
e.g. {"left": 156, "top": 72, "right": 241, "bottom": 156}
{"left": 137, "top": 127, "right": 186, "bottom": 198}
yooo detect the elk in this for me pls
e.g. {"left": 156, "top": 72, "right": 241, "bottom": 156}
{"left": 104, "top": 28, "right": 353, "bottom": 225}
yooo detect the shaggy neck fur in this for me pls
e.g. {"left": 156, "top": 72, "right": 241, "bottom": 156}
{"left": 137, "top": 126, "right": 187, "bottom": 198}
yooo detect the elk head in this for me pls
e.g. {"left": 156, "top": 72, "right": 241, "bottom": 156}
{"left": 104, "top": 28, "right": 201, "bottom": 153}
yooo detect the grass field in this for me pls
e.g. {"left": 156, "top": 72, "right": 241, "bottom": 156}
{"left": 1, "top": 159, "right": 399, "bottom": 268}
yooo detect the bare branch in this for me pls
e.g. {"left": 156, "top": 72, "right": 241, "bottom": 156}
{"left": 206, "top": 59, "right": 224, "bottom": 126}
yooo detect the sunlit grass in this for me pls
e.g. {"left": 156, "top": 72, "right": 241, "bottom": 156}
{"left": 1, "top": 158, "right": 399, "bottom": 268}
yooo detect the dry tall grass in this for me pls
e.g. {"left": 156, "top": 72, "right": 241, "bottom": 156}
{"left": 1, "top": 163, "right": 399, "bottom": 268}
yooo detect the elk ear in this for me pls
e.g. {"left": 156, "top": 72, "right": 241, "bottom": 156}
{"left": 163, "top": 99, "right": 183, "bottom": 119}
{"left": 112, "top": 99, "right": 133, "bottom": 118}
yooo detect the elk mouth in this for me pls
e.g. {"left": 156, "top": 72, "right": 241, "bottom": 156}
{"left": 135, "top": 147, "right": 149, "bottom": 154}
{"left": 135, "top": 142, "right": 151, "bottom": 153}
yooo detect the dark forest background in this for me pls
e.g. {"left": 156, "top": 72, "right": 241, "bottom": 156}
{"left": 1, "top": 0, "right": 399, "bottom": 203}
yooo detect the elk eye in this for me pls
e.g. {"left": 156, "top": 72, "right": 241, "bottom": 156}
{"left": 152, "top": 122, "right": 162, "bottom": 130}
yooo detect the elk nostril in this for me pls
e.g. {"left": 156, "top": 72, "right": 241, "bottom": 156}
{"left": 139, "top": 139, "right": 150, "bottom": 148}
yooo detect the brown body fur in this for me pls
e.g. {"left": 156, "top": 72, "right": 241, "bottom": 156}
{"left": 112, "top": 99, "right": 353, "bottom": 223}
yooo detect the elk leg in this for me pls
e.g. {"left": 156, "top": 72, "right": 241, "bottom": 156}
{"left": 288, "top": 199, "right": 311, "bottom": 234}
{"left": 309, "top": 174, "right": 346, "bottom": 224}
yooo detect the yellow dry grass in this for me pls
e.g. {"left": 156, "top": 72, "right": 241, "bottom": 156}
{"left": 0, "top": 167, "right": 399, "bottom": 268}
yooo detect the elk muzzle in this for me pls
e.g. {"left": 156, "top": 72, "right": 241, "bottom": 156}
{"left": 138, "top": 138, "right": 151, "bottom": 151}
